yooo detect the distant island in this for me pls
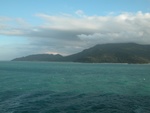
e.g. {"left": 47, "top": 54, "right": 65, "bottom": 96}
{"left": 12, "top": 43, "right": 150, "bottom": 64}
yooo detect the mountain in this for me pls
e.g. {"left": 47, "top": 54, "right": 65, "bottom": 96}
{"left": 64, "top": 43, "right": 150, "bottom": 63}
{"left": 12, "top": 54, "right": 63, "bottom": 61}
{"left": 12, "top": 43, "right": 150, "bottom": 64}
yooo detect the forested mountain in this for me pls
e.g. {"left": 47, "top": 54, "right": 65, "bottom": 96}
{"left": 12, "top": 43, "right": 150, "bottom": 64}
{"left": 12, "top": 54, "right": 64, "bottom": 61}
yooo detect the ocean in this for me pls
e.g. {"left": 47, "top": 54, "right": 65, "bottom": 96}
{"left": 0, "top": 61, "right": 150, "bottom": 113}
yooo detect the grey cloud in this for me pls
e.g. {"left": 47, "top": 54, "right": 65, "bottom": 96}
{"left": 1, "top": 11, "right": 150, "bottom": 57}
{"left": 25, "top": 28, "right": 82, "bottom": 41}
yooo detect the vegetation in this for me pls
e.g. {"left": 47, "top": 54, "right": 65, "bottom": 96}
{"left": 12, "top": 43, "right": 150, "bottom": 64}
{"left": 12, "top": 54, "right": 63, "bottom": 62}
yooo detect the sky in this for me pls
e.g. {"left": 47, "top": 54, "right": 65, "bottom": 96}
{"left": 0, "top": 0, "right": 150, "bottom": 60}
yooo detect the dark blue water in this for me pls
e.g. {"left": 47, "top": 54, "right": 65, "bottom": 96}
{"left": 0, "top": 61, "right": 150, "bottom": 113}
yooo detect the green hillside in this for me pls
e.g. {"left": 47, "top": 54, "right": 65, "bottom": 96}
{"left": 65, "top": 43, "right": 150, "bottom": 63}
{"left": 12, "top": 54, "right": 63, "bottom": 61}
{"left": 12, "top": 43, "right": 150, "bottom": 64}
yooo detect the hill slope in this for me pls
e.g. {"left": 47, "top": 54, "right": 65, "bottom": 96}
{"left": 64, "top": 43, "right": 150, "bottom": 63}
{"left": 12, "top": 43, "right": 150, "bottom": 63}
{"left": 12, "top": 54, "right": 64, "bottom": 61}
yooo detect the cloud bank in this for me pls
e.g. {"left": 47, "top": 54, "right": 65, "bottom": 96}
{"left": 0, "top": 11, "right": 150, "bottom": 57}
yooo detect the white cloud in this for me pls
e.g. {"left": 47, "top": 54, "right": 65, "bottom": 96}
{"left": 0, "top": 16, "right": 12, "bottom": 22}
{"left": 0, "top": 11, "right": 150, "bottom": 57}
{"left": 0, "top": 17, "right": 30, "bottom": 36}
{"left": 75, "top": 10, "right": 85, "bottom": 17}
{"left": 0, "top": 29, "right": 23, "bottom": 35}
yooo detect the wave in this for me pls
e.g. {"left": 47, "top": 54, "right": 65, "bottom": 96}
{"left": 0, "top": 91, "right": 150, "bottom": 113}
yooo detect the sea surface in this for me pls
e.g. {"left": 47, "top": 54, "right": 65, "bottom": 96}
{"left": 0, "top": 61, "right": 150, "bottom": 113}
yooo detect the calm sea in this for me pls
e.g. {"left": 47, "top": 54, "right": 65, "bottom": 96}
{"left": 0, "top": 61, "right": 150, "bottom": 113}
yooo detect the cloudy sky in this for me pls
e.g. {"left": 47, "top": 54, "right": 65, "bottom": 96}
{"left": 0, "top": 0, "right": 150, "bottom": 60}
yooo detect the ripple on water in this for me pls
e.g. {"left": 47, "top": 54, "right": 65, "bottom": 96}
{"left": 0, "top": 91, "right": 150, "bottom": 113}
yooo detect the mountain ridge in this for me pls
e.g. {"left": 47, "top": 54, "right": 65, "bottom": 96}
{"left": 12, "top": 54, "right": 64, "bottom": 62}
{"left": 12, "top": 43, "right": 150, "bottom": 64}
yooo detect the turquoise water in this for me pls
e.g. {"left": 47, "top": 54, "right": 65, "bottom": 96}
{"left": 0, "top": 61, "right": 150, "bottom": 113}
